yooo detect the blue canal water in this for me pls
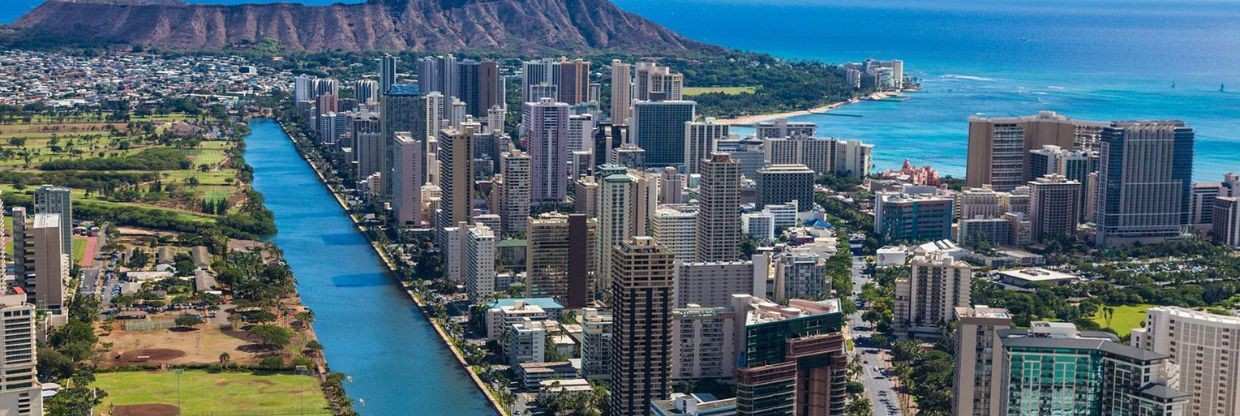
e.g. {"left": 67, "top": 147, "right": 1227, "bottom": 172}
{"left": 243, "top": 119, "right": 494, "bottom": 416}
{"left": 615, "top": 0, "right": 1240, "bottom": 180}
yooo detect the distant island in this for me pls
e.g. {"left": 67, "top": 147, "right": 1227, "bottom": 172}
{"left": 4, "top": 0, "right": 717, "bottom": 54}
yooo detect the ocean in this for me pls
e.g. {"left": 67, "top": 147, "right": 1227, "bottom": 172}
{"left": 3, "top": 0, "right": 1238, "bottom": 178}
{"left": 614, "top": 0, "right": 1240, "bottom": 180}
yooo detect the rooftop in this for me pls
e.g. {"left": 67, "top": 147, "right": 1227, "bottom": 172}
{"left": 996, "top": 268, "right": 1079, "bottom": 283}
{"left": 490, "top": 297, "right": 564, "bottom": 311}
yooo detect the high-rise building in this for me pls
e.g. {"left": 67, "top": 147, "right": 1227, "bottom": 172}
{"left": 486, "top": 105, "right": 506, "bottom": 135}
{"left": 13, "top": 210, "right": 67, "bottom": 311}
{"left": 456, "top": 59, "right": 502, "bottom": 117}
{"left": 609, "top": 237, "right": 675, "bottom": 416}
{"left": 674, "top": 261, "right": 756, "bottom": 308}
{"left": 521, "top": 59, "right": 556, "bottom": 103}
{"left": 1213, "top": 196, "right": 1240, "bottom": 248}
{"left": 597, "top": 170, "right": 637, "bottom": 293}
{"left": 652, "top": 204, "right": 698, "bottom": 264}
{"left": 391, "top": 132, "right": 425, "bottom": 227}
{"left": 874, "top": 191, "right": 955, "bottom": 242}
{"left": 610, "top": 60, "right": 633, "bottom": 125}
{"left": 731, "top": 295, "right": 847, "bottom": 416}
{"left": 774, "top": 253, "right": 827, "bottom": 302}
{"left": 557, "top": 58, "right": 591, "bottom": 105}
{"left": 33, "top": 185, "right": 72, "bottom": 251}
{"left": 634, "top": 61, "right": 684, "bottom": 102}
{"left": 1131, "top": 306, "right": 1240, "bottom": 416}
{"left": 894, "top": 250, "right": 972, "bottom": 334}
{"left": 755, "top": 119, "right": 817, "bottom": 139}
{"left": 464, "top": 223, "right": 496, "bottom": 303}
{"left": 380, "top": 54, "right": 397, "bottom": 96}
{"left": 966, "top": 111, "right": 1102, "bottom": 191}
{"left": 951, "top": 306, "right": 1012, "bottom": 416}
{"left": 999, "top": 322, "right": 1187, "bottom": 416}
{"left": 581, "top": 308, "right": 613, "bottom": 380}
{"left": 294, "top": 74, "right": 315, "bottom": 102}
{"left": 574, "top": 176, "right": 600, "bottom": 218}
{"left": 417, "top": 54, "right": 458, "bottom": 99}
{"left": 443, "top": 224, "right": 465, "bottom": 283}
{"left": 1096, "top": 121, "right": 1194, "bottom": 247}
{"left": 523, "top": 98, "right": 571, "bottom": 203}
{"left": 696, "top": 153, "right": 741, "bottom": 262}
{"left": 381, "top": 84, "right": 426, "bottom": 195}
{"left": 567, "top": 113, "right": 595, "bottom": 153}
{"left": 352, "top": 112, "right": 383, "bottom": 181}
{"left": 756, "top": 164, "right": 815, "bottom": 210}
{"left": 437, "top": 123, "right": 477, "bottom": 242}
{"left": 526, "top": 213, "right": 597, "bottom": 306}
{"left": 671, "top": 305, "right": 735, "bottom": 381}
{"left": 683, "top": 118, "right": 729, "bottom": 175}
{"left": 632, "top": 100, "right": 696, "bottom": 167}
{"left": 0, "top": 293, "right": 42, "bottom": 415}
{"left": 1028, "top": 174, "right": 1081, "bottom": 242}
{"left": 715, "top": 137, "right": 766, "bottom": 178}
{"left": 1189, "top": 182, "right": 1220, "bottom": 231}
{"left": 353, "top": 79, "right": 380, "bottom": 106}
{"left": 658, "top": 167, "right": 685, "bottom": 205}
{"left": 498, "top": 151, "right": 531, "bottom": 236}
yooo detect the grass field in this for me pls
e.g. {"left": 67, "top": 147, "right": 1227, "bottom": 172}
{"left": 683, "top": 86, "right": 758, "bottom": 96}
{"left": 1091, "top": 304, "right": 1152, "bottom": 337}
{"left": 95, "top": 370, "right": 330, "bottom": 416}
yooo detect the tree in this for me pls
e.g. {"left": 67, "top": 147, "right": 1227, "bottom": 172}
{"left": 174, "top": 313, "right": 204, "bottom": 329}
{"left": 218, "top": 352, "right": 231, "bottom": 367}
{"left": 845, "top": 397, "right": 872, "bottom": 416}
{"left": 249, "top": 324, "right": 292, "bottom": 349}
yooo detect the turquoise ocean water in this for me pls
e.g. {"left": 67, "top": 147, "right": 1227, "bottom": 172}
{"left": 615, "top": 0, "right": 1240, "bottom": 179}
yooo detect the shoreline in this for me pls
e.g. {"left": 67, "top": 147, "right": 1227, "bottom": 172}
{"left": 271, "top": 118, "right": 508, "bottom": 416}
{"left": 714, "top": 91, "right": 901, "bottom": 126}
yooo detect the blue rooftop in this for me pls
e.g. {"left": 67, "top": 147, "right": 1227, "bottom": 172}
{"left": 804, "top": 218, "right": 833, "bottom": 228}
{"left": 386, "top": 83, "right": 421, "bottom": 96}
{"left": 489, "top": 297, "right": 564, "bottom": 310}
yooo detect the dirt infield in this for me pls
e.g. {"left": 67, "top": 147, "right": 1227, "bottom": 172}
{"left": 112, "top": 404, "right": 179, "bottom": 416}
{"left": 114, "top": 348, "right": 186, "bottom": 365}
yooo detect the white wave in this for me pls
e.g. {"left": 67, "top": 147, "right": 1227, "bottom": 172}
{"left": 941, "top": 74, "right": 996, "bottom": 82}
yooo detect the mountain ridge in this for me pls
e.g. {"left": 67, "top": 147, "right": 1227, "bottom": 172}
{"left": 5, "top": 0, "right": 720, "bottom": 54}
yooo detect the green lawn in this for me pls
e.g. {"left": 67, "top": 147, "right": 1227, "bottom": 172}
{"left": 95, "top": 370, "right": 330, "bottom": 415}
{"left": 683, "top": 86, "right": 757, "bottom": 96}
{"left": 72, "top": 236, "right": 85, "bottom": 264}
{"left": 1091, "top": 304, "right": 1152, "bottom": 337}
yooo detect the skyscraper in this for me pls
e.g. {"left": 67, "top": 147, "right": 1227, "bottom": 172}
{"left": 695, "top": 153, "right": 741, "bottom": 262}
{"left": 1214, "top": 196, "right": 1240, "bottom": 248}
{"left": 894, "top": 250, "right": 972, "bottom": 335}
{"left": 521, "top": 58, "right": 558, "bottom": 103}
{"left": 952, "top": 306, "right": 1012, "bottom": 416}
{"left": 999, "top": 322, "right": 1187, "bottom": 416}
{"left": 380, "top": 54, "right": 397, "bottom": 95}
{"left": 353, "top": 79, "right": 380, "bottom": 106}
{"left": 380, "top": 84, "right": 426, "bottom": 196}
{"left": 755, "top": 164, "right": 815, "bottom": 210}
{"left": 609, "top": 237, "right": 675, "bottom": 416}
{"left": 522, "top": 98, "right": 571, "bottom": 203}
{"left": 499, "top": 151, "right": 531, "bottom": 236}
{"left": 966, "top": 111, "right": 1102, "bottom": 191}
{"left": 417, "top": 54, "right": 458, "bottom": 99}
{"left": 731, "top": 295, "right": 847, "bottom": 416}
{"left": 652, "top": 204, "right": 697, "bottom": 264}
{"left": 464, "top": 223, "right": 496, "bottom": 303}
{"left": 13, "top": 211, "right": 67, "bottom": 312}
{"left": 567, "top": 113, "right": 595, "bottom": 153}
{"left": 0, "top": 293, "right": 42, "bottom": 415}
{"left": 526, "top": 213, "right": 596, "bottom": 306}
{"left": 597, "top": 170, "right": 637, "bottom": 293}
{"left": 874, "top": 192, "right": 955, "bottom": 242}
{"left": 1131, "top": 306, "right": 1240, "bottom": 416}
{"left": 456, "top": 59, "right": 502, "bottom": 117}
{"left": 632, "top": 100, "right": 696, "bottom": 167}
{"left": 351, "top": 112, "right": 383, "bottom": 181}
{"left": 391, "top": 132, "right": 425, "bottom": 227}
{"left": 1028, "top": 174, "right": 1081, "bottom": 242}
{"left": 33, "top": 185, "right": 72, "bottom": 252}
{"left": 557, "top": 58, "right": 591, "bottom": 105}
{"left": 683, "top": 118, "right": 729, "bottom": 175}
{"left": 1096, "top": 121, "right": 1194, "bottom": 247}
{"left": 610, "top": 60, "right": 633, "bottom": 124}
{"left": 634, "top": 61, "right": 684, "bottom": 102}
{"left": 437, "top": 123, "right": 477, "bottom": 242}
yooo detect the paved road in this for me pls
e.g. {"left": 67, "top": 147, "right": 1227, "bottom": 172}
{"left": 846, "top": 256, "right": 903, "bottom": 416}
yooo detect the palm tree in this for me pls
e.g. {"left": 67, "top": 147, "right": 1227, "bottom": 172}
{"left": 218, "top": 352, "right": 231, "bottom": 368}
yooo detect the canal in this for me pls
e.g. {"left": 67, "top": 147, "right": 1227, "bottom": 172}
{"left": 242, "top": 119, "right": 494, "bottom": 415}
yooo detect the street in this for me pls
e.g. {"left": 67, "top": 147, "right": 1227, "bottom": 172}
{"left": 847, "top": 256, "right": 903, "bottom": 416}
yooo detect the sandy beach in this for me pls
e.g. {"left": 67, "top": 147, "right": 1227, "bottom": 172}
{"left": 715, "top": 91, "right": 899, "bottom": 126}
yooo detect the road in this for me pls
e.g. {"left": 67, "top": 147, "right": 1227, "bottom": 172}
{"left": 846, "top": 256, "right": 903, "bottom": 416}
